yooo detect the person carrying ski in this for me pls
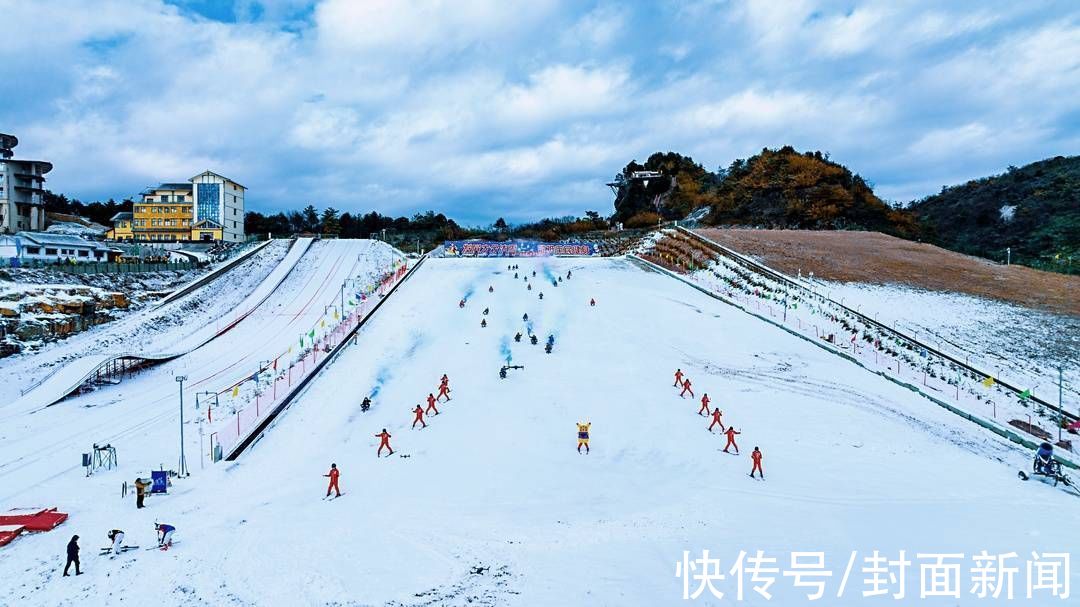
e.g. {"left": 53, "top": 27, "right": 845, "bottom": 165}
{"left": 680, "top": 378, "right": 694, "bottom": 398}
{"left": 723, "top": 427, "right": 741, "bottom": 454}
{"left": 63, "top": 535, "right": 81, "bottom": 576}
{"left": 426, "top": 393, "right": 439, "bottom": 415}
{"left": 376, "top": 429, "right": 393, "bottom": 457}
{"left": 324, "top": 463, "right": 341, "bottom": 497}
{"left": 698, "top": 393, "right": 711, "bottom": 416}
{"left": 107, "top": 529, "right": 125, "bottom": 556}
{"left": 155, "top": 523, "right": 175, "bottom": 550}
{"left": 134, "top": 477, "right": 149, "bottom": 509}
{"left": 750, "top": 447, "right": 764, "bottom": 479}
{"left": 577, "top": 422, "right": 591, "bottom": 454}
{"left": 673, "top": 368, "right": 684, "bottom": 387}
{"left": 708, "top": 409, "right": 725, "bottom": 433}
{"left": 408, "top": 403, "right": 425, "bottom": 427}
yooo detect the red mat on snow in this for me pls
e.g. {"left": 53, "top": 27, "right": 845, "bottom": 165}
{"left": 0, "top": 524, "right": 25, "bottom": 547}
{"left": 0, "top": 508, "right": 69, "bottom": 532}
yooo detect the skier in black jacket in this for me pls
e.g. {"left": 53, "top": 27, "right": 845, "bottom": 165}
{"left": 63, "top": 535, "right": 81, "bottom": 576}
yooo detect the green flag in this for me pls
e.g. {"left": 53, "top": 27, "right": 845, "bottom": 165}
{"left": 308, "top": 329, "right": 315, "bottom": 339}
{"left": 1019, "top": 389, "right": 1031, "bottom": 400}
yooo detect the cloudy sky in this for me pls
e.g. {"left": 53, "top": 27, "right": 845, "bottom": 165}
{"left": 2, "top": 0, "right": 1077, "bottom": 224}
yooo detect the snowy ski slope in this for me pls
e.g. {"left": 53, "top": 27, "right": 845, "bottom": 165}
{"left": 1, "top": 256, "right": 1077, "bottom": 606}
{"left": 0, "top": 240, "right": 398, "bottom": 506}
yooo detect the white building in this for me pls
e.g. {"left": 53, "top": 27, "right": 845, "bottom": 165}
{"left": 190, "top": 171, "right": 245, "bottom": 243}
{"left": 0, "top": 232, "right": 113, "bottom": 265}
{"left": 0, "top": 133, "right": 52, "bottom": 234}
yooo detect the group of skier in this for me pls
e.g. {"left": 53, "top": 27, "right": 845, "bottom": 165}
{"left": 674, "top": 368, "right": 764, "bottom": 479}
{"left": 62, "top": 523, "right": 176, "bottom": 575}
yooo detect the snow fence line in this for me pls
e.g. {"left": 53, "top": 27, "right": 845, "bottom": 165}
{"left": 219, "top": 253, "right": 428, "bottom": 461}
{"left": 155, "top": 239, "right": 277, "bottom": 308}
{"left": 627, "top": 254, "right": 1080, "bottom": 471}
{"left": 677, "top": 226, "right": 1074, "bottom": 424}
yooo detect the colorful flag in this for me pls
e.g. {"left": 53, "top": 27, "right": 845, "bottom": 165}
{"left": 982, "top": 376, "right": 995, "bottom": 388}
{"left": 1019, "top": 389, "right": 1031, "bottom": 400}
{"left": 231, "top": 385, "right": 239, "bottom": 398}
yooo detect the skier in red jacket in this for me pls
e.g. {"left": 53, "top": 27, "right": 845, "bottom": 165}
{"left": 375, "top": 429, "right": 393, "bottom": 457}
{"left": 723, "top": 427, "right": 741, "bottom": 454}
{"left": 412, "top": 405, "right": 427, "bottom": 429}
{"left": 680, "top": 378, "right": 694, "bottom": 398}
{"left": 324, "top": 463, "right": 341, "bottom": 497}
{"left": 708, "top": 408, "right": 725, "bottom": 432}
{"left": 426, "top": 393, "right": 439, "bottom": 415}
{"left": 436, "top": 383, "right": 451, "bottom": 402}
{"left": 673, "top": 368, "right": 684, "bottom": 387}
{"left": 750, "top": 447, "right": 764, "bottom": 479}
{"left": 698, "top": 393, "right": 711, "bottom": 416}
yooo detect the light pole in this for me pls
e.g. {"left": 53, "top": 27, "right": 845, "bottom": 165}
{"left": 1060, "top": 366, "right": 1065, "bottom": 442}
{"left": 176, "top": 375, "right": 188, "bottom": 477}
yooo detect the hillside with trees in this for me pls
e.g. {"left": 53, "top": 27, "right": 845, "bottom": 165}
{"left": 610, "top": 146, "right": 919, "bottom": 237}
{"left": 910, "top": 155, "right": 1079, "bottom": 274}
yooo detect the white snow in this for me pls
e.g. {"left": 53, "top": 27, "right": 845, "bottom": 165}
{"left": 1000, "top": 205, "right": 1017, "bottom": 222}
{"left": 1, "top": 254, "right": 1077, "bottom": 606}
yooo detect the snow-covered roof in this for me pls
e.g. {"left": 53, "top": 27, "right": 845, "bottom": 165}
{"left": 16, "top": 232, "right": 108, "bottom": 249}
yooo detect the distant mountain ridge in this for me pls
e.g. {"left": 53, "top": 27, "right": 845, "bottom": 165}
{"left": 609, "top": 147, "right": 1077, "bottom": 274}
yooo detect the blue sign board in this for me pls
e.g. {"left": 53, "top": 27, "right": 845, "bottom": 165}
{"left": 151, "top": 470, "right": 168, "bottom": 494}
{"left": 443, "top": 240, "right": 596, "bottom": 257}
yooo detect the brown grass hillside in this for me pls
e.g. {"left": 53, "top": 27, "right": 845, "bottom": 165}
{"left": 694, "top": 229, "right": 1079, "bottom": 317}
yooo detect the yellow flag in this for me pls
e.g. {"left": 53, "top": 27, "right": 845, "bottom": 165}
{"left": 982, "top": 376, "right": 995, "bottom": 388}
{"left": 320, "top": 319, "right": 326, "bottom": 328}
{"left": 231, "top": 385, "right": 239, "bottom": 397}
{"left": 333, "top": 310, "right": 339, "bottom": 320}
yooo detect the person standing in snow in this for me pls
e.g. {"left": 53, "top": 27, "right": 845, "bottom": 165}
{"left": 488, "top": 285, "right": 494, "bottom": 293}
{"left": 412, "top": 405, "right": 427, "bottom": 429}
{"left": 459, "top": 299, "right": 466, "bottom": 309}
{"left": 436, "top": 382, "right": 451, "bottom": 402}
{"left": 63, "top": 535, "right": 81, "bottom": 576}
{"left": 708, "top": 408, "right": 725, "bottom": 433}
{"left": 673, "top": 369, "right": 684, "bottom": 387}
{"left": 134, "top": 477, "right": 149, "bottom": 509}
{"left": 589, "top": 298, "right": 595, "bottom": 307}
{"left": 680, "top": 378, "right": 694, "bottom": 398}
{"left": 576, "top": 422, "right": 591, "bottom": 454}
{"left": 426, "top": 393, "right": 439, "bottom": 416}
{"left": 324, "top": 463, "right": 341, "bottom": 497}
{"left": 106, "top": 529, "right": 125, "bottom": 556}
{"left": 376, "top": 429, "right": 394, "bottom": 457}
{"left": 698, "top": 393, "right": 711, "bottom": 416}
{"left": 155, "top": 523, "right": 175, "bottom": 550}
{"left": 750, "top": 447, "right": 764, "bottom": 479}
{"left": 481, "top": 319, "right": 487, "bottom": 328}
{"left": 723, "top": 427, "right": 741, "bottom": 454}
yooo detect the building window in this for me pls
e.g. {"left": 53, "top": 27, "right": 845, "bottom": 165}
{"left": 197, "top": 183, "right": 221, "bottom": 222}
{"left": 45, "top": 248, "right": 57, "bottom": 255}
{"left": 26, "top": 246, "right": 40, "bottom": 254}
{"left": 78, "top": 250, "right": 89, "bottom": 257}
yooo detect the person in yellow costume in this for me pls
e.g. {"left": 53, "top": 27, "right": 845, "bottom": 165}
{"left": 576, "top": 422, "right": 591, "bottom": 454}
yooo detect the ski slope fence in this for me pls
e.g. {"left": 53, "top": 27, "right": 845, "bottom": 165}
{"left": 676, "top": 226, "right": 1076, "bottom": 425}
{"left": 628, "top": 253, "right": 1080, "bottom": 471}
{"left": 12, "top": 239, "right": 312, "bottom": 409}
{"left": 210, "top": 255, "right": 423, "bottom": 462}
